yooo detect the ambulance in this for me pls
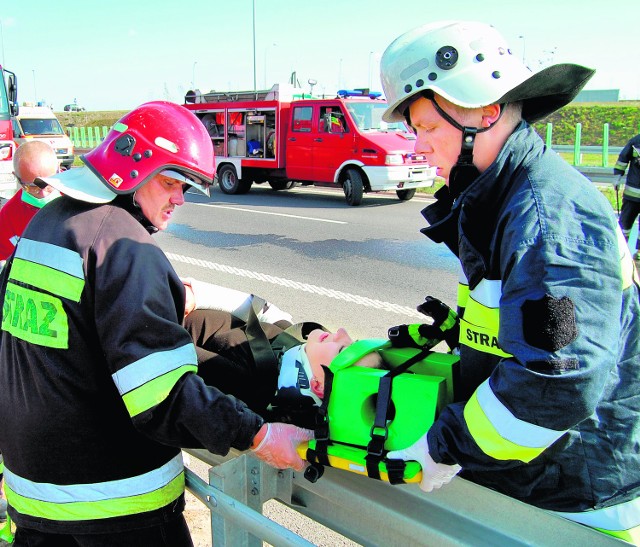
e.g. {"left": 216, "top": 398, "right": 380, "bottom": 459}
{"left": 12, "top": 106, "right": 74, "bottom": 170}
{"left": 183, "top": 83, "right": 436, "bottom": 205}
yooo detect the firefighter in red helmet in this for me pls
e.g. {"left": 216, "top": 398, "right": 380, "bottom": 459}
{"left": 0, "top": 101, "right": 312, "bottom": 546}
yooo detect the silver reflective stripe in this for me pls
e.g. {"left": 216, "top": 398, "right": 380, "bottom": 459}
{"left": 112, "top": 343, "right": 197, "bottom": 395}
{"left": 476, "top": 380, "right": 565, "bottom": 448}
{"left": 554, "top": 495, "right": 640, "bottom": 530}
{"left": 469, "top": 279, "right": 501, "bottom": 308}
{"left": 4, "top": 453, "right": 183, "bottom": 503}
{"left": 15, "top": 238, "right": 83, "bottom": 279}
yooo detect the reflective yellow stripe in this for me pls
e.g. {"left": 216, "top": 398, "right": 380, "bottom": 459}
{"left": 624, "top": 186, "right": 640, "bottom": 199}
{"left": 122, "top": 365, "right": 197, "bottom": 417}
{"left": 10, "top": 258, "right": 84, "bottom": 302}
{"left": 596, "top": 525, "right": 640, "bottom": 544}
{"left": 614, "top": 160, "right": 628, "bottom": 172}
{"left": 2, "top": 282, "right": 68, "bottom": 349}
{"left": 555, "top": 495, "right": 640, "bottom": 537}
{"left": 464, "top": 388, "right": 546, "bottom": 462}
{"left": 460, "top": 317, "right": 511, "bottom": 358}
{"left": 459, "top": 278, "right": 511, "bottom": 358}
{"left": 6, "top": 471, "right": 184, "bottom": 521}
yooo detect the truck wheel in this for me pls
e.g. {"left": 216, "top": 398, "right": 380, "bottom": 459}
{"left": 343, "top": 168, "right": 364, "bottom": 206}
{"left": 218, "top": 164, "right": 251, "bottom": 195}
{"left": 396, "top": 189, "right": 416, "bottom": 201}
{"left": 269, "top": 181, "right": 296, "bottom": 191}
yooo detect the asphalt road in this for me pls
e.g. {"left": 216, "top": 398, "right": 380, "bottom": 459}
{"left": 158, "top": 184, "right": 459, "bottom": 340}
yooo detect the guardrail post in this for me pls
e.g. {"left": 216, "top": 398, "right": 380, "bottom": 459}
{"left": 602, "top": 123, "right": 609, "bottom": 167}
{"left": 573, "top": 123, "right": 582, "bottom": 165}
{"left": 545, "top": 123, "right": 553, "bottom": 148}
{"left": 80, "top": 127, "right": 87, "bottom": 149}
{"left": 102, "top": 126, "right": 109, "bottom": 140}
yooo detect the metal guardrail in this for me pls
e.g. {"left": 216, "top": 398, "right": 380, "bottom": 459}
{"left": 185, "top": 449, "right": 626, "bottom": 547}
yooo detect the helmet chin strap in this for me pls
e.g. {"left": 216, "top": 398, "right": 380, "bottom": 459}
{"left": 423, "top": 92, "right": 504, "bottom": 199}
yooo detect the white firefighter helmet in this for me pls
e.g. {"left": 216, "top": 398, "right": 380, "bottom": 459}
{"left": 380, "top": 20, "right": 594, "bottom": 123}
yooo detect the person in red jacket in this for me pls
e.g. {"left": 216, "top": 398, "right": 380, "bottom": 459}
{"left": 0, "top": 140, "right": 60, "bottom": 263}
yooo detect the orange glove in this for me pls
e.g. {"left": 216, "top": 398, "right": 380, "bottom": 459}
{"left": 251, "top": 423, "right": 314, "bottom": 471}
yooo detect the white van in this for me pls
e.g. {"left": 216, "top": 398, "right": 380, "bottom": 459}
{"left": 12, "top": 106, "right": 74, "bottom": 169}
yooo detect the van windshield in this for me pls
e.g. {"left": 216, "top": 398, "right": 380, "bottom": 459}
{"left": 20, "top": 118, "right": 65, "bottom": 136}
{"left": 345, "top": 102, "right": 409, "bottom": 133}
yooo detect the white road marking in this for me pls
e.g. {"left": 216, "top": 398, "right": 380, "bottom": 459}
{"left": 191, "top": 203, "right": 347, "bottom": 224}
{"left": 167, "top": 252, "right": 424, "bottom": 319}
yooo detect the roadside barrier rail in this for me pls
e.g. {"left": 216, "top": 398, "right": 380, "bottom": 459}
{"left": 184, "top": 448, "right": 625, "bottom": 546}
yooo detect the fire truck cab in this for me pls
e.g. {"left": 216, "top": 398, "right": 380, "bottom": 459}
{"left": 184, "top": 83, "right": 436, "bottom": 206}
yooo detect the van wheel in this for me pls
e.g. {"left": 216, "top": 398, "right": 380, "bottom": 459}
{"left": 396, "top": 189, "right": 416, "bottom": 201}
{"left": 269, "top": 181, "right": 297, "bottom": 191}
{"left": 218, "top": 164, "right": 251, "bottom": 195}
{"left": 343, "top": 168, "right": 364, "bottom": 206}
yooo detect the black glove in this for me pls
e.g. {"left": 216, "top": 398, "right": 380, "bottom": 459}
{"left": 387, "top": 323, "right": 443, "bottom": 349}
{"left": 416, "top": 296, "right": 460, "bottom": 351}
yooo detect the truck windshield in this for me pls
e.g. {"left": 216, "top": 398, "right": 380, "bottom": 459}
{"left": 345, "top": 102, "right": 409, "bottom": 132}
{"left": 20, "top": 118, "right": 65, "bottom": 136}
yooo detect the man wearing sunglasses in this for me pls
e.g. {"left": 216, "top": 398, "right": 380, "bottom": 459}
{"left": 0, "top": 141, "right": 60, "bottom": 264}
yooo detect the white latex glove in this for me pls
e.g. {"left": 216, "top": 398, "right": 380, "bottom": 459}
{"left": 387, "top": 434, "right": 461, "bottom": 493}
{"left": 612, "top": 174, "right": 622, "bottom": 190}
{"left": 252, "top": 423, "right": 314, "bottom": 472}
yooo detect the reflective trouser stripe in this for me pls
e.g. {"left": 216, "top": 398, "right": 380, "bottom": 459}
{"left": 4, "top": 454, "right": 184, "bottom": 521}
{"left": 464, "top": 380, "right": 566, "bottom": 462}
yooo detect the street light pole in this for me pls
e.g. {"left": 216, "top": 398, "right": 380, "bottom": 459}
{"left": 252, "top": 0, "right": 257, "bottom": 91}
{"left": 32, "top": 69, "right": 37, "bottom": 104}
{"left": 191, "top": 61, "right": 197, "bottom": 90}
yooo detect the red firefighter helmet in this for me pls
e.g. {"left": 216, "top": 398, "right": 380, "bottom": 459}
{"left": 37, "top": 101, "right": 215, "bottom": 203}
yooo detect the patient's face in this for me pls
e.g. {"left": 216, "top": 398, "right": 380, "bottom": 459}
{"left": 305, "top": 328, "right": 353, "bottom": 372}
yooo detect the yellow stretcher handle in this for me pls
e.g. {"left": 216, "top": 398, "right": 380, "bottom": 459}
{"left": 297, "top": 442, "right": 422, "bottom": 484}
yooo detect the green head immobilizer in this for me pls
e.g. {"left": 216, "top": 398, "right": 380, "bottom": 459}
{"left": 298, "top": 339, "right": 459, "bottom": 484}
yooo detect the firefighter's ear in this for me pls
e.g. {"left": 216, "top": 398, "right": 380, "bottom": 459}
{"left": 481, "top": 103, "right": 501, "bottom": 127}
{"left": 310, "top": 377, "right": 324, "bottom": 400}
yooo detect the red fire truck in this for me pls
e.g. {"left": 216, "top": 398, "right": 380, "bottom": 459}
{"left": 0, "top": 65, "right": 19, "bottom": 202}
{"left": 183, "top": 84, "right": 436, "bottom": 206}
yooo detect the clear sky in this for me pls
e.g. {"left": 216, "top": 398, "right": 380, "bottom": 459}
{"left": 1, "top": 0, "right": 638, "bottom": 112}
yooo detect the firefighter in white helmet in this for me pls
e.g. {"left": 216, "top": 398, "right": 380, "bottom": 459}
{"left": 381, "top": 21, "right": 640, "bottom": 543}
{"left": 0, "top": 102, "right": 312, "bottom": 545}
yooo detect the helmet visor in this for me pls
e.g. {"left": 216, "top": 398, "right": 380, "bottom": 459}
{"left": 161, "top": 169, "right": 211, "bottom": 197}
